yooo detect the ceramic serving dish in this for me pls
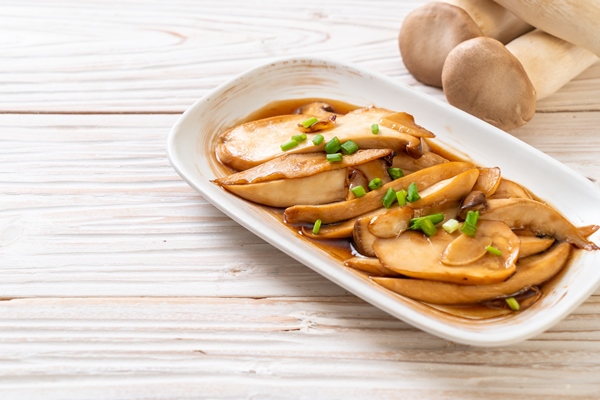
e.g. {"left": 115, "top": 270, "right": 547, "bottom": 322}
{"left": 166, "top": 56, "right": 600, "bottom": 346}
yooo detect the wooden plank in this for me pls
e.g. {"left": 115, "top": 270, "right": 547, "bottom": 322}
{"left": 1, "top": 0, "right": 598, "bottom": 113}
{"left": 0, "top": 297, "right": 599, "bottom": 399}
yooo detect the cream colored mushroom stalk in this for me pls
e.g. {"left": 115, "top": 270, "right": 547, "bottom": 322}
{"left": 399, "top": 0, "right": 532, "bottom": 87}
{"left": 442, "top": 30, "right": 599, "bottom": 130}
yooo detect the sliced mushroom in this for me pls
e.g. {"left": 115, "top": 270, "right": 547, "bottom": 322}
{"left": 392, "top": 151, "right": 448, "bottom": 173}
{"left": 479, "top": 198, "right": 599, "bottom": 250}
{"left": 301, "top": 207, "right": 389, "bottom": 239}
{"left": 353, "top": 216, "right": 379, "bottom": 257}
{"left": 344, "top": 257, "right": 404, "bottom": 277}
{"left": 374, "top": 220, "right": 519, "bottom": 285}
{"left": 215, "top": 149, "right": 393, "bottom": 185}
{"left": 346, "top": 168, "right": 369, "bottom": 201}
{"left": 379, "top": 112, "right": 436, "bottom": 138}
{"left": 216, "top": 107, "right": 429, "bottom": 170}
{"left": 518, "top": 236, "right": 555, "bottom": 258}
{"left": 473, "top": 167, "right": 501, "bottom": 196}
{"left": 368, "top": 206, "right": 414, "bottom": 239}
{"left": 458, "top": 190, "right": 488, "bottom": 220}
{"left": 489, "top": 178, "right": 533, "bottom": 199}
{"left": 354, "top": 159, "right": 392, "bottom": 186}
{"left": 297, "top": 115, "right": 337, "bottom": 133}
{"left": 371, "top": 242, "right": 571, "bottom": 305}
{"left": 295, "top": 101, "right": 338, "bottom": 118}
{"left": 284, "top": 161, "right": 473, "bottom": 224}
{"left": 222, "top": 169, "right": 347, "bottom": 208}
{"left": 407, "top": 168, "right": 480, "bottom": 209}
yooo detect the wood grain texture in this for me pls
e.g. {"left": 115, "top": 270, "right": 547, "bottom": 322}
{"left": 1, "top": 0, "right": 600, "bottom": 398}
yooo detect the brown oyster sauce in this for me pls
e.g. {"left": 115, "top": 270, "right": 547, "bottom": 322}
{"left": 214, "top": 98, "right": 582, "bottom": 321}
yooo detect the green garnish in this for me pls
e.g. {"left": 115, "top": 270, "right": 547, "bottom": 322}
{"left": 312, "top": 219, "right": 322, "bottom": 235}
{"left": 461, "top": 210, "right": 479, "bottom": 237}
{"left": 280, "top": 139, "right": 298, "bottom": 151}
{"left": 409, "top": 213, "right": 444, "bottom": 230}
{"left": 486, "top": 245, "right": 502, "bottom": 256}
{"left": 371, "top": 123, "right": 379, "bottom": 134}
{"left": 301, "top": 117, "right": 318, "bottom": 128}
{"left": 326, "top": 153, "right": 343, "bottom": 163}
{"left": 292, "top": 133, "right": 307, "bottom": 142}
{"left": 418, "top": 217, "right": 437, "bottom": 237}
{"left": 442, "top": 218, "right": 460, "bottom": 233}
{"left": 312, "top": 134, "right": 324, "bottom": 145}
{"left": 407, "top": 182, "right": 421, "bottom": 202}
{"left": 351, "top": 185, "right": 366, "bottom": 198}
{"left": 396, "top": 189, "right": 407, "bottom": 206}
{"left": 324, "top": 136, "right": 341, "bottom": 154}
{"left": 387, "top": 167, "right": 404, "bottom": 180}
{"left": 368, "top": 178, "right": 382, "bottom": 190}
{"left": 340, "top": 140, "right": 359, "bottom": 155}
{"left": 505, "top": 297, "right": 520, "bottom": 311}
{"left": 382, "top": 188, "right": 396, "bottom": 209}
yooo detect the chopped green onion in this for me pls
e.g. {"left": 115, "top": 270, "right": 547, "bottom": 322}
{"left": 442, "top": 218, "right": 460, "bottom": 233}
{"left": 505, "top": 297, "right": 520, "bottom": 311}
{"left": 324, "top": 136, "right": 341, "bottom": 154}
{"left": 312, "top": 134, "right": 324, "bottom": 145}
{"left": 312, "top": 219, "right": 322, "bottom": 235}
{"left": 461, "top": 210, "right": 479, "bottom": 237}
{"left": 340, "top": 140, "right": 359, "bottom": 155}
{"left": 387, "top": 167, "right": 404, "bottom": 180}
{"left": 351, "top": 185, "right": 366, "bottom": 198}
{"left": 382, "top": 188, "right": 396, "bottom": 209}
{"left": 326, "top": 153, "right": 343, "bottom": 163}
{"left": 371, "top": 123, "right": 379, "bottom": 134}
{"left": 301, "top": 117, "right": 318, "bottom": 128}
{"left": 292, "top": 133, "right": 307, "bottom": 142}
{"left": 368, "top": 178, "right": 382, "bottom": 190}
{"left": 410, "top": 213, "right": 444, "bottom": 230}
{"left": 280, "top": 139, "right": 298, "bottom": 151}
{"left": 418, "top": 218, "right": 437, "bottom": 237}
{"left": 486, "top": 245, "right": 503, "bottom": 256}
{"left": 407, "top": 182, "right": 421, "bottom": 202}
{"left": 396, "top": 189, "right": 407, "bottom": 206}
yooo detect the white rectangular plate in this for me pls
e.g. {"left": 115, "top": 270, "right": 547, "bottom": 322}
{"left": 167, "top": 57, "right": 600, "bottom": 346}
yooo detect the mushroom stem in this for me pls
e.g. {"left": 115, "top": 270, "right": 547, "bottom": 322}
{"left": 399, "top": 0, "right": 532, "bottom": 87}
{"left": 493, "top": 0, "right": 600, "bottom": 57}
{"left": 441, "top": 31, "right": 599, "bottom": 130}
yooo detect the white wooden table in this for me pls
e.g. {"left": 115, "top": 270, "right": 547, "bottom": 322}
{"left": 2, "top": 1, "right": 600, "bottom": 398}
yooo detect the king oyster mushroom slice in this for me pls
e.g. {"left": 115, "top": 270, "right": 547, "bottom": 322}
{"left": 472, "top": 167, "right": 502, "bottom": 196}
{"left": 284, "top": 161, "right": 474, "bottom": 224}
{"left": 371, "top": 242, "right": 571, "bottom": 305}
{"left": 374, "top": 220, "right": 519, "bottom": 285}
{"left": 406, "top": 168, "right": 480, "bottom": 209}
{"left": 295, "top": 101, "right": 339, "bottom": 118}
{"left": 479, "top": 198, "right": 600, "bottom": 250}
{"left": 344, "top": 257, "right": 404, "bottom": 277}
{"left": 214, "top": 150, "right": 393, "bottom": 208}
{"left": 353, "top": 216, "right": 379, "bottom": 257}
{"left": 518, "top": 236, "right": 555, "bottom": 258}
{"left": 301, "top": 207, "right": 389, "bottom": 239}
{"left": 392, "top": 150, "right": 448, "bottom": 174}
{"left": 489, "top": 178, "right": 533, "bottom": 199}
{"left": 368, "top": 206, "right": 414, "bottom": 239}
{"left": 216, "top": 106, "right": 431, "bottom": 171}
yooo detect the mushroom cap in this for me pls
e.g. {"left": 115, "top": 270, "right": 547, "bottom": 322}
{"left": 399, "top": 2, "right": 483, "bottom": 88}
{"left": 441, "top": 36, "right": 537, "bottom": 131}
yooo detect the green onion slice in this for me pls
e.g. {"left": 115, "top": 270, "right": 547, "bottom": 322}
{"left": 382, "top": 188, "right": 396, "bottom": 209}
{"left": 312, "top": 219, "right": 322, "bottom": 235}
{"left": 368, "top": 178, "right": 382, "bottom": 190}
{"left": 292, "top": 133, "right": 307, "bottom": 142}
{"left": 396, "top": 189, "right": 407, "bottom": 206}
{"left": 326, "top": 153, "right": 343, "bottom": 163}
{"left": 340, "top": 140, "right": 359, "bottom": 155}
{"left": 505, "top": 297, "right": 520, "bottom": 311}
{"left": 280, "top": 139, "right": 298, "bottom": 151}
{"left": 442, "top": 218, "right": 460, "bottom": 233}
{"left": 387, "top": 167, "right": 404, "bottom": 180}
{"left": 409, "top": 213, "right": 444, "bottom": 230}
{"left": 407, "top": 182, "right": 421, "bottom": 202}
{"left": 486, "top": 245, "right": 502, "bottom": 256}
{"left": 312, "top": 134, "right": 324, "bottom": 145}
{"left": 324, "top": 136, "right": 341, "bottom": 154}
{"left": 371, "top": 123, "right": 379, "bottom": 134}
{"left": 418, "top": 218, "right": 437, "bottom": 237}
{"left": 461, "top": 210, "right": 479, "bottom": 236}
{"left": 301, "top": 117, "right": 318, "bottom": 128}
{"left": 351, "top": 185, "right": 366, "bottom": 198}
